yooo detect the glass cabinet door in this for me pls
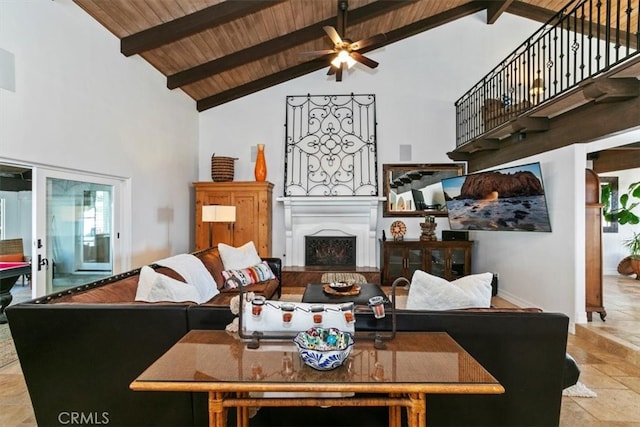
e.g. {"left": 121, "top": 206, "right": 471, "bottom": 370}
{"left": 387, "top": 247, "right": 405, "bottom": 280}
{"left": 407, "top": 248, "right": 423, "bottom": 278}
{"left": 450, "top": 248, "right": 467, "bottom": 279}
{"left": 429, "top": 248, "right": 446, "bottom": 278}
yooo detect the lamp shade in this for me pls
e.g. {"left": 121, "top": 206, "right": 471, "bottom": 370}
{"left": 202, "top": 205, "right": 236, "bottom": 223}
{"left": 530, "top": 78, "right": 545, "bottom": 96}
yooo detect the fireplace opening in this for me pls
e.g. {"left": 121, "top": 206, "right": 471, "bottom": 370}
{"left": 305, "top": 236, "right": 356, "bottom": 267}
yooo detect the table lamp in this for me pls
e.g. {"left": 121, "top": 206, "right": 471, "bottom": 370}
{"left": 202, "top": 205, "right": 236, "bottom": 248}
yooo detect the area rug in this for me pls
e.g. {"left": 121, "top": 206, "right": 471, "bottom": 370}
{"left": 563, "top": 381, "right": 597, "bottom": 398}
{"left": 0, "top": 323, "right": 18, "bottom": 368}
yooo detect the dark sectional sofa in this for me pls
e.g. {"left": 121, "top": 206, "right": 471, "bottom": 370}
{"left": 7, "top": 250, "right": 576, "bottom": 427}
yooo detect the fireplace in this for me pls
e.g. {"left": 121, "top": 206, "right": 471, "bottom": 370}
{"left": 305, "top": 236, "right": 356, "bottom": 267}
{"left": 277, "top": 196, "right": 385, "bottom": 267}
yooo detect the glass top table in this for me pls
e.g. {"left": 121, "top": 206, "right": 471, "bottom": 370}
{"left": 131, "top": 330, "right": 504, "bottom": 427}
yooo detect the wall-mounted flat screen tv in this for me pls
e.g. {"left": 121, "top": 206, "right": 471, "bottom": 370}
{"left": 441, "top": 162, "right": 552, "bottom": 232}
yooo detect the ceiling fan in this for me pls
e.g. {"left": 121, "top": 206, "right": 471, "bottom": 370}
{"left": 300, "top": 0, "right": 386, "bottom": 82}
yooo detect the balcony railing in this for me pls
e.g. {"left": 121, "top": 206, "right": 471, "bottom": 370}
{"left": 455, "top": 0, "right": 639, "bottom": 147}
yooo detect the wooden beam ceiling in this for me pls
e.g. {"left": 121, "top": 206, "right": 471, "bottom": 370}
{"left": 168, "top": 0, "right": 410, "bottom": 89}
{"left": 75, "top": 0, "right": 610, "bottom": 113}
{"left": 196, "top": 2, "right": 487, "bottom": 111}
{"left": 121, "top": 1, "right": 284, "bottom": 57}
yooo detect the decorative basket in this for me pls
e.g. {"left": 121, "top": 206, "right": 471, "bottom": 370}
{"left": 210, "top": 154, "right": 237, "bottom": 182}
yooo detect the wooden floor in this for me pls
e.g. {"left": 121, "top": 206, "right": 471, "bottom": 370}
{"left": 1, "top": 276, "right": 640, "bottom": 426}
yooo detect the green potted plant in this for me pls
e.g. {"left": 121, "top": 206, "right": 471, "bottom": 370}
{"left": 604, "top": 181, "right": 640, "bottom": 279}
{"left": 603, "top": 181, "right": 640, "bottom": 225}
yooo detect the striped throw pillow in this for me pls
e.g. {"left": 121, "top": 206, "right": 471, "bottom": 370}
{"left": 222, "top": 261, "right": 276, "bottom": 288}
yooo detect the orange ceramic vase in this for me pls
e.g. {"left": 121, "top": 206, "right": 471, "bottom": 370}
{"left": 254, "top": 144, "right": 267, "bottom": 181}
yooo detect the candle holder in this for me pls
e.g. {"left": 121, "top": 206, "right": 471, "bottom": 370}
{"left": 236, "top": 278, "right": 408, "bottom": 350}
{"left": 357, "top": 277, "right": 409, "bottom": 350}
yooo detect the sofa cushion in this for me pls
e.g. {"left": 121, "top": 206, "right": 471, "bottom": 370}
{"left": 219, "top": 241, "right": 261, "bottom": 270}
{"left": 135, "top": 266, "right": 201, "bottom": 303}
{"left": 222, "top": 261, "right": 276, "bottom": 288}
{"left": 406, "top": 271, "right": 493, "bottom": 310}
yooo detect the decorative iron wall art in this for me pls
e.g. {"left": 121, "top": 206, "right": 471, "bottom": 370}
{"left": 284, "top": 94, "right": 378, "bottom": 196}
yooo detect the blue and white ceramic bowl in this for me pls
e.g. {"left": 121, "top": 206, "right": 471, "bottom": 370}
{"left": 293, "top": 327, "right": 354, "bottom": 371}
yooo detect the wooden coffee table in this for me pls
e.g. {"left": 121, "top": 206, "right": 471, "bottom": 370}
{"left": 301, "top": 282, "right": 387, "bottom": 306}
{"left": 131, "top": 330, "right": 504, "bottom": 427}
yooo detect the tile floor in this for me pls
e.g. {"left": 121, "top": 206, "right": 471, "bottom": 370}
{"left": 1, "top": 276, "right": 639, "bottom": 426}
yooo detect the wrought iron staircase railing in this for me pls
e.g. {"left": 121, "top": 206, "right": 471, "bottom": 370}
{"left": 455, "top": 0, "right": 639, "bottom": 148}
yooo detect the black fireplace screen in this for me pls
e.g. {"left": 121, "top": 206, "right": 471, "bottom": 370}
{"left": 305, "top": 236, "right": 356, "bottom": 267}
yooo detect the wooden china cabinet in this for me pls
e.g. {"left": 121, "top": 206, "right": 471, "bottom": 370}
{"left": 380, "top": 239, "right": 473, "bottom": 285}
{"left": 193, "top": 181, "right": 273, "bottom": 257}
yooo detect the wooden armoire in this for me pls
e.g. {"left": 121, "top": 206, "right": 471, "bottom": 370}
{"left": 585, "top": 169, "right": 607, "bottom": 321}
{"left": 193, "top": 181, "right": 273, "bottom": 257}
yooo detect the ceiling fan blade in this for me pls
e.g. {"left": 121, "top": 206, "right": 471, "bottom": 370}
{"left": 336, "top": 63, "right": 343, "bottom": 82}
{"left": 327, "top": 65, "right": 337, "bottom": 76}
{"left": 350, "top": 51, "right": 379, "bottom": 69}
{"left": 350, "top": 33, "right": 387, "bottom": 51}
{"left": 298, "top": 49, "right": 336, "bottom": 57}
{"left": 323, "top": 26, "right": 343, "bottom": 46}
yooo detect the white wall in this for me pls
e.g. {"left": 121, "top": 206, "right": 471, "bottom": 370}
{"left": 199, "top": 12, "right": 542, "bottom": 261}
{"left": 0, "top": 0, "right": 199, "bottom": 267}
{"left": 471, "top": 145, "right": 585, "bottom": 323}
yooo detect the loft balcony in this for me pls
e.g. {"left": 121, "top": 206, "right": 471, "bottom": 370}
{"left": 451, "top": 0, "right": 640, "bottom": 172}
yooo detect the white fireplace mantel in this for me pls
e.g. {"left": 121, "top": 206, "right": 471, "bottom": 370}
{"left": 277, "top": 196, "right": 386, "bottom": 267}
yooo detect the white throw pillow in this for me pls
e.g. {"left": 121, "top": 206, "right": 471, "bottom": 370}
{"left": 135, "top": 266, "right": 201, "bottom": 303}
{"left": 406, "top": 270, "right": 493, "bottom": 310}
{"left": 218, "top": 241, "right": 262, "bottom": 270}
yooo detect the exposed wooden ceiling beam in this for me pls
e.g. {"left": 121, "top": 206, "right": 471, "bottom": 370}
{"left": 168, "top": 0, "right": 413, "bottom": 89}
{"left": 196, "top": 2, "right": 487, "bottom": 111}
{"left": 592, "top": 146, "right": 640, "bottom": 173}
{"left": 486, "top": 0, "right": 514, "bottom": 24}
{"left": 121, "top": 1, "right": 283, "bottom": 57}
{"left": 507, "top": 1, "right": 637, "bottom": 50}
{"left": 381, "top": 2, "right": 487, "bottom": 45}
{"left": 197, "top": 58, "right": 330, "bottom": 111}
{"left": 505, "top": 1, "right": 557, "bottom": 24}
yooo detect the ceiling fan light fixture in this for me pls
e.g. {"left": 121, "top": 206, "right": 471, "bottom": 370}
{"left": 331, "top": 49, "right": 356, "bottom": 69}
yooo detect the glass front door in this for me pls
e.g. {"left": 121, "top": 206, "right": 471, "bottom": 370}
{"left": 46, "top": 178, "right": 113, "bottom": 293}
{"left": 34, "top": 168, "right": 124, "bottom": 296}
